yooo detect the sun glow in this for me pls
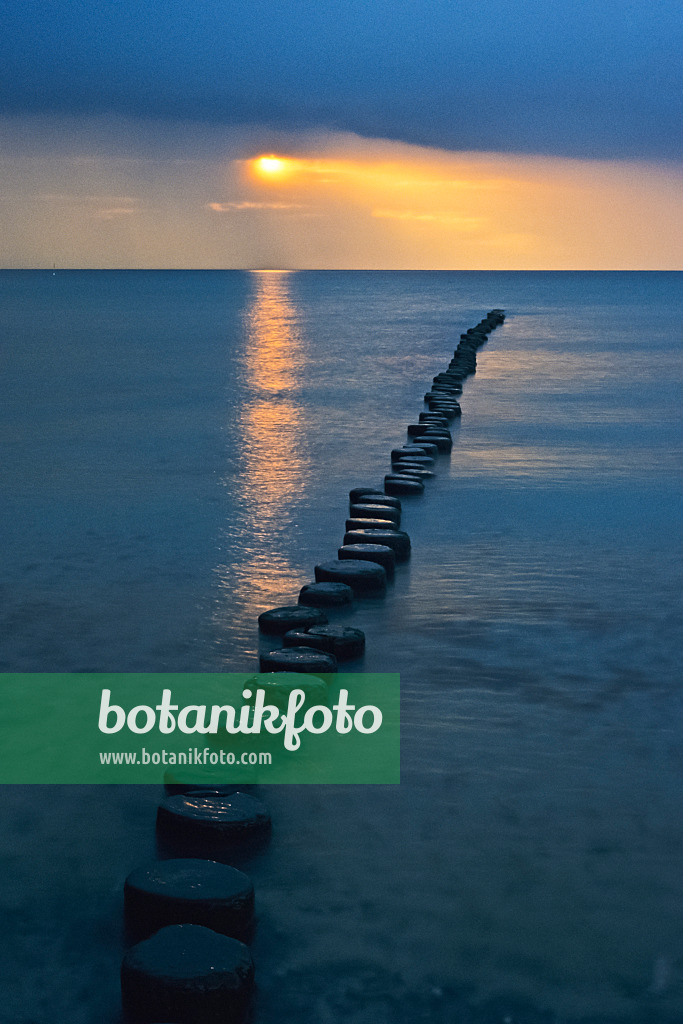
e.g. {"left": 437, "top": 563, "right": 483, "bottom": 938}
{"left": 8, "top": 119, "right": 678, "bottom": 269}
{"left": 236, "top": 141, "right": 682, "bottom": 269}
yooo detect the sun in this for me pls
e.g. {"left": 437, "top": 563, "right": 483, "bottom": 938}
{"left": 254, "top": 155, "right": 288, "bottom": 178}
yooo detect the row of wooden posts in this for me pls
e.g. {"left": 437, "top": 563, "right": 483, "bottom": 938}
{"left": 119, "top": 308, "right": 506, "bottom": 1022}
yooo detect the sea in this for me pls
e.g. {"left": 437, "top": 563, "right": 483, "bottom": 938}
{"left": 0, "top": 269, "right": 681, "bottom": 1023}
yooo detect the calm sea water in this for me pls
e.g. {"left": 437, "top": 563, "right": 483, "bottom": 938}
{"left": 0, "top": 270, "right": 681, "bottom": 1023}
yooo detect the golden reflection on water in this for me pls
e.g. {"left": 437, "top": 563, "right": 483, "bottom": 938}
{"left": 214, "top": 271, "right": 311, "bottom": 660}
{"left": 242, "top": 271, "right": 307, "bottom": 394}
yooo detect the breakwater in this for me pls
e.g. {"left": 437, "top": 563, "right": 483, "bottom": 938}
{"left": 119, "top": 308, "right": 506, "bottom": 1022}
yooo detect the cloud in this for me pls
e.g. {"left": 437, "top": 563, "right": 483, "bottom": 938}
{"left": 0, "top": 0, "right": 681, "bottom": 161}
{"left": 37, "top": 193, "right": 139, "bottom": 204}
{"left": 372, "top": 209, "right": 485, "bottom": 229}
{"left": 93, "top": 206, "right": 137, "bottom": 220}
{"left": 207, "top": 201, "right": 306, "bottom": 212}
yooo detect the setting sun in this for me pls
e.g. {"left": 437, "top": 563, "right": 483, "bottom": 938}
{"left": 254, "top": 155, "right": 288, "bottom": 178}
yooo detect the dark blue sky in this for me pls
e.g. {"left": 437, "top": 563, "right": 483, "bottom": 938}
{"left": 1, "top": 0, "right": 681, "bottom": 160}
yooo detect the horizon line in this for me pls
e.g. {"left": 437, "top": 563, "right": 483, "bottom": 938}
{"left": 2, "top": 267, "right": 680, "bottom": 274}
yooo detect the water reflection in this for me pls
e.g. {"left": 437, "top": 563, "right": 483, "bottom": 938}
{"left": 454, "top": 443, "right": 623, "bottom": 477}
{"left": 214, "top": 271, "right": 311, "bottom": 662}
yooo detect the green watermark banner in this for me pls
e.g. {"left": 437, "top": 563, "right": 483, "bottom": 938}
{"left": 0, "top": 673, "right": 400, "bottom": 784}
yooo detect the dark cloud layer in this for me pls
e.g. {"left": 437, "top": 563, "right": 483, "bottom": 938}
{"left": 2, "top": 0, "right": 681, "bottom": 159}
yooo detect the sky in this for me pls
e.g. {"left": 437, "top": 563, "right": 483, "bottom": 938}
{"left": 1, "top": 0, "right": 681, "bottom": 269}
